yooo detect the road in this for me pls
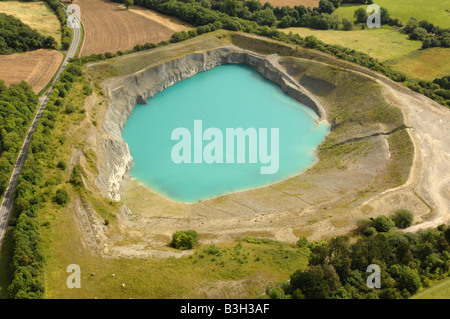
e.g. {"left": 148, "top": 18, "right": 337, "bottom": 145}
{"left": 0, "top": 7, "right": 82, "bottom": 251}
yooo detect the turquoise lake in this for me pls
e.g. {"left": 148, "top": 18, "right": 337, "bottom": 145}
{"left": 121, "top": 64, "right": 329, "bottom": 203}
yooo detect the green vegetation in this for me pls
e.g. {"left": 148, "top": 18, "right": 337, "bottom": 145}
{"left": 372, "top": 215, "right": 395, "bottom": 233}
{"left": 284, "top": 26, "right": 422, "bottom": 61}
{"left": 42, "top": 0, "right": 72, "bottom": 50}
{"left": 266, "top": 224, "right": 450, "bottom": 299}
{"left": 357, "top": 211, "right": 413, "bottom": 234}
{"left": 7, "top": 60, "right": 83, "bottom": 299}
{"left": 413, "top": 276, "right": 450, "bottom": 299}
{"left": 388, "top": 48, "right": 450, "bottom": 81}
{"left": 334, "top": 1, "right": 450, "bottom": 29}
{"left": 54, "top": 188, "right": 69, "bottom": 207}
{"left": 392, "top": 209, "right": 414, "bottom": 229}
{"left": 0, "top": 80, "right": 39, "bottom": 197}
{"left": 124, "top": 0, "right": 133, "bottom": 9}
{"left": 0, "top": 0, "right": 62, "bottom": 46}
{"left": 170, "top": 230, "right": 200, "bottom": 250}
{"left": 0, "top": 13, "right": 56, "bottom": 54}
{"left": 406, "top": 75, "right": 450, "bottom": 107}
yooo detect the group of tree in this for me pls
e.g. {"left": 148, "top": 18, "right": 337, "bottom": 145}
{"left": 0, "top": 81, "right": 38, "bottom": 197}
{"left": 406, "top": 75, "right": 450, "bottom": 107}
{"left": 402, "top": 17, "right": 450, "bottom": 49}
{"left": 7, "top": 61, "right": 83, "bottom": 299}
{"left": 0, "top": 13, "right": 56, "bottom": 54}
{"left": 111, "top": 0, "right": 357, "bottom": 31}
{"left": 266, "top": 216, "right": 450, "bottom": 299}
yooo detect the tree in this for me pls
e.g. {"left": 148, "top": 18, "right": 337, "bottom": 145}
{"left": 342, "top": 18, "right": 353, "bottom": 31}
{"left": 392, "top": 209, "right": 414, "bottom": 229}
{"left": 318, "top": 0, "right": 335, "bottom": 14}
{"left": 409, "top": 27, "right": 428, "bottom": 41}
{"left": 305, "top": 35, "right": 319, "bottom": 48}
{"left": 55, "top": 188, "right": 69, "bottom": 206}
{"left": 404, "top": 17, "right": 419, "bottom": 34}
{"left": 170, "top": 230, "right": 199, "bottom": 249}
{"left": 290, "top": 266, "right": 330, "bottom": 299}
{"left": 389, "top": 265, "right": 421, "bottom": 295}
{"left": 124, "top": 0, "right": 133, "bottom": 10}
{"left": 252, "top": 8, "right": 277, "bottom": 26}
{"left": 380, "top": 7, "right": 390, "bottom": 24}
{"left": 354, "top": 8, "right": 368, "bottom": 24}
{"left": 57, "top": 160, "right": 66, "bottom": 170}
{"left": 309, "top": 244, "right": 329, "bottom": 265}
{"left": 373, "top": 215, "right": 395, "bottom": 233}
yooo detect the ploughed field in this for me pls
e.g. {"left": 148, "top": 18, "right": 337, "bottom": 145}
{"left": 0, "top": 49, "right": 63, "bottom": 94}
{"left": 75, "top": 0, "right": 191, "bottom": 56}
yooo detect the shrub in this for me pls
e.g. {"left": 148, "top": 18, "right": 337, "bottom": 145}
{"left": 69, "top": 164, "right": 84, "bottom": 187}
{"left": 55, "top": 188, "right": 69, "bottom": 206}
{"left": 342, "top": 18, "right": 353, "bottom": 31}
{"left": 203, "top": 244, "right": 221, "bottom": 256}
{"left": 305, "top": 35, "right": 319, "bottom": 48}
{"left": 170, "top": 230, "right": 199, "bottom": 250}
{"left": 392, "top": 209, "right": 414, "bottom": 229}
{"left": 373, "top": 215, "right": 395, "bottom": 233}
{"left": 297, "top": 237, "right": 309, "bottom": 247}
{"left": 57, "top": 160, "right": 66, "bottom": 170}
{"left": 356, "top": 218, "right": 372, "bottom": 234}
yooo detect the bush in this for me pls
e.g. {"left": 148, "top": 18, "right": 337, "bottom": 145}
{"left": 373, "top": 215, "right": 395, "bottom": 233}
{"left": 392, "top": 209, "right": 414, "bottom": 229}
{"left": 69, "top": 164, "right": 84, "bottom": 187}
{"left": 170, "top": 230, "right": 199, "bottom": 250}
{"left": 55, "top": 188, "right": 69, "bottom": 206}
{"left": 342, "top": 18, "right": 353, "bottom": 31}
{"left": 65, "top": 103, "right": 76, "bottom": 114}
{"left": 356, "top": 218, "right": 372, "bottom": 234}
{"left": 56, "top": 160, "right": 66, "bottom": 170}
{"left": 305, "top": 35, "right": 319, "bottom": 48}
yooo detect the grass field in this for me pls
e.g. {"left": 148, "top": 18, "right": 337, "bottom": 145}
{"left": 41, "top": 190, "right": 309, "bottom": 298}
{"left": 283, "top": 26, "right": 422, "bottom": 62}
{"left": 412, "top": 277, "right": 450, "bottom": 299}
{"left": 0, "top": 49, "right": 63, "bottom": 93}
{"left": 334, "top": 1, "right": 450, "bottom": 28}
{"left": 388, "top": 48, "right": 450, "bottom": 81}
{"left": 0, "top": 0, "right": 61, "bottom": 45}
{"left": 262, "top": 0, "right": 319, "bottom": 8}
{"left": 76, "top": 0, "right": 192, "bottom": 56}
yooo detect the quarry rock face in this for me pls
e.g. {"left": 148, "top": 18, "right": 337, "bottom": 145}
{"left": 97, "top": 47, "right": 326, "bottom": 201}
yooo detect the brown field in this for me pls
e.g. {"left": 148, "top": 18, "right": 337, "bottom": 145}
{"left": 74, "top": 0, "right": 192, "bottom": 56}
{"left": 261, "top": 0, "right": 319, "bottom": 8}
{"left": 0, "top": 49, "right": 63, "bottom": 94}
